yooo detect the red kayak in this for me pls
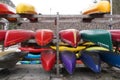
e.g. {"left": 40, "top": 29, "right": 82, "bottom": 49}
{"left": 19, "top": 47, "right": 52, "bottom": 53}
{"left": 35, "top": 29, "right": 54, "bottom": 46}
{"left": 4, "top": 29, "right": 35, "bottom": 47}
{"left": 109, "top": 30, "right": 120, "bottom": 42}
{"left": 41, "top": 50, "right": 56, "bottom": 71}
{"left": 59, "top": 29, "right": 80, "bottom": 47}
{"left": 0, "top": 3, "right": 17, "bottom": 22}
{"left": 0, "top": 30, "right": 7, "bottom": 41}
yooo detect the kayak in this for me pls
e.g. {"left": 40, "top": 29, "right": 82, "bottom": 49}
{"left": 0, "top": 51, "right": 28, "bottom": 68}
{"left": 20, "top": 60, "right": 41, "bottom": 64}
{"left": 50, "top": 46, "right": 86, "bottom": 52}
{"left": 19, "top": 47, "right": 52, "bottom": 53}
{"left": 16, "top": 3, "right": 37, "bottom": 22}
{"left": 80, "top": 29, "right": 113, "bottom": 51}
{"left": 35, "top": 29, "right": 54, "bottom": 46}
{"left": 4, "top": 29, "right": 35, "bottom": 47}
{"left": 80, "top": 50, "right": 101, "bottom": 73}
{"left": 60, "top": 51, "right": 76, "bottom": 74}
{"left": 82, "top": 1, "right": 110, "bottom": 15}
{"left": 41, "top": 50, "right": 56, "bottom": 71}
{"left": 0, "top": 30, "right": 7, "bottom": 41}
{"left": 59, "top": 29, "right": 80, "bottom": 47}
{"left": 109, "top": 30, "right": 120, "bottom": 42}
{"left": 94, "top": 50, "right": 120, "bottom": 68}
{"left": 0, "top": 3, "right": 17, "bottom": 22}
{"left": 24, "top": 53, "right": 41, "bottom": 59}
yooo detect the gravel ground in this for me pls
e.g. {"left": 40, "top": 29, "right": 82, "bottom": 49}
{"left": 0, "top": 64, "right": 120, "bottom": 80}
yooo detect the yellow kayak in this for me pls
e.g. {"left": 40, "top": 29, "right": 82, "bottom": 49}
{"left": 85, "top": 46, "right": 109, "bottom": 51}
{"left": 82, "top": 1, "right": 110, "bottom": 15}
{"left": 50, "top": 46, "right": 86, "bottom": 52}
{"left": 16, "top": 3, "right": 37, "bottom": 14}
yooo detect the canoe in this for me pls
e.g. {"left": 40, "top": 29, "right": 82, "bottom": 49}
{"left": 41, "top": 50, "right": 56, "bottom": 71}
{"left": 0, "top": 3, "right": 17, "bottom": 22}
{"left": 80, "top": 50, "right": 101, "bottom": 73}
{"left": 19, "top": 47, "right": 52, "bottom": 53}
{"left": 0, "top": 30, "right": 7, "bottom": 41}
{"left": 0, "top": 51, "right": 28, "bottom": 68}
{"left": 80, "top": 29, "right": 113, "bottom": 51}
{"left": 24, "top": 53, "right": 41, "bottom": 59}
{"left": 35, "top": 29, "right": 54, "bottom": 46}
{"left": 109, "top": 30, "right": 120, "bottom": 42}
{"left": 82, "top": 1, "right": 110, "bottom": 15}
{"left": 60, "top": 51, "right": 76, "bottom": 74}
{"left": 50, "top": 46, "right": 86, "bottom": 52}
{"left": 4, "top": 29, "right": 35, "bottom": 47}
{"left": 59, "top": 29, "right": 80, "bottom": 47}
{"left": 16, "top": 3, "right": 37, "bottom": 22}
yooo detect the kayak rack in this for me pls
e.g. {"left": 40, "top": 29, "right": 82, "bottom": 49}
{"left": 1, "top": 13, "right": 120, "bottom": 80}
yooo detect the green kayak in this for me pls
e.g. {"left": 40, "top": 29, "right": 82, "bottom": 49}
{"left": 80, "top": 29, "right": 113, "bottom": 51}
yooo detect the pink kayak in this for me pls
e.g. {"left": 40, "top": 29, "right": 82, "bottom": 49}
{"left": 35, "top": 29, "right": 54, "bottom": 46}
{"left": 59, "top": 29, "right": 80, "bottom": 47}
{"left": 4, "top": 29, "right": 35, "bottom": 47}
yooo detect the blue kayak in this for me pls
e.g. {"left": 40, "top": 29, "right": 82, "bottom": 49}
{"left": 25, "top": 53, "right": 41, "bottom": 59}
{"left": 80, "top": 50, "right": 101, "bottom": 73}
{"left": 98, "top": 51, "right": 120, "bottom": 68}
{"left": 60, "top": 51, "right": 76, "bottom": 74}
{"left": 20, "top": 60, "right": 41, "bottom": 64}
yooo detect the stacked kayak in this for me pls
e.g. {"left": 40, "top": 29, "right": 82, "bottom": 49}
{"left": 0, "top": 51, "right": 28, "bottom": 68}
{"left": 0, "top": 3, "right": 17, "bottom": 22}
{"left": 59, "top": 29, "right": 80, "bottom": 47}
{"left": 41, "top": 50, "right": 56, "bottom": 71}
{"left": 0, "top": 30, "right": 7, "bottom": 42}
{"left": 80, "top": 29, "right": 113, "bottom": 51}
{"left": 35, "top": 29, "right": 54, "bottom": 46}
{"left": 82, "top": 0, "right": 110, "bottom": 15}
{"left": 16, "top": 3, "right": 38, "bottom": 22}
{"left": 20, "top": 53, "right": 41, "bottom": 64}
{"left": 60, "top": 51, "right": 76, "bottom": 74}
{"left": 4, "top": 29, "right": 35, "bottom": 47}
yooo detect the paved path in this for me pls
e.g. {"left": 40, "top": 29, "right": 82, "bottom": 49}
{"left": 0, "top": 64, "right": 120, "bottom": 80}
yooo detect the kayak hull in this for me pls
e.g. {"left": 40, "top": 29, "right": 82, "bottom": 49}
{"left": 35, "top": 29, "right": 54, "bottom": 46}
{"left": 4, "top": 30, "right": 35, "bottom": 47}
{"left": 82, "top": 1, "right": 110, "bottom": 15}
{"left": 98, "top": 51, "right": 120, "bottom": 68}
{"left": 80, "top": 51, "right": 101, "bottom": 73}
{"left": 0, "top": 30, "right": 7, "bottom": 41}
{"left": 0, "top": 51, "right": 28, "bottom": 68}
{"left": 41, "top": 50, "right": 56, "bottom": 71}
{"left": 59, "top": 29, "right": 80, "bottom": 47}
{"left": 109, "top": 30, "right": 120, "bottom": 42}
{"left": 0, "top": 3, "right": 17, "bottom": 22}
{"left": 60, "top": 51, "right": 76, "bottom": 74}
{"left": 80, "top": 29, "right": 113, "bottom": 51}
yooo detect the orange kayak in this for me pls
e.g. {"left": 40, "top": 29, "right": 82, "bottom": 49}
{"left": 4, "top": 30, "right": 35, "bottom": 47}
{"left": 82, "top": 1, "right": 110, "bottom": 15}
{"left": 59, "top": 29, "right": 80, "bottom": 47}
{"left": 0, "top": 3, "right": 17, "bottom": 22}
{"left": 41, "top": 50, "right": 56, "bottom": 71}
{"left": 35, "top": 29, "right": 54, "bottom": 46}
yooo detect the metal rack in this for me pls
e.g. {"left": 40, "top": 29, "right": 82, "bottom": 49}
{"left": 1, "top": 13, "right": 120, "bottom": 79}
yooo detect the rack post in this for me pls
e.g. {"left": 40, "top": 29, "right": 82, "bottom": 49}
{"left": 56, "top": 12, "right": 60, "bottom": 76}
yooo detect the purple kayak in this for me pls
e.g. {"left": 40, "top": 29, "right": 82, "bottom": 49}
{"left": 60, "top": 51, "right": 76, "bottom": 74}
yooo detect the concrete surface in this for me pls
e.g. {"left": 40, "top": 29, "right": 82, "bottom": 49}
{"left": 0, "top": 64, "right": 120, "bottom": 80}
